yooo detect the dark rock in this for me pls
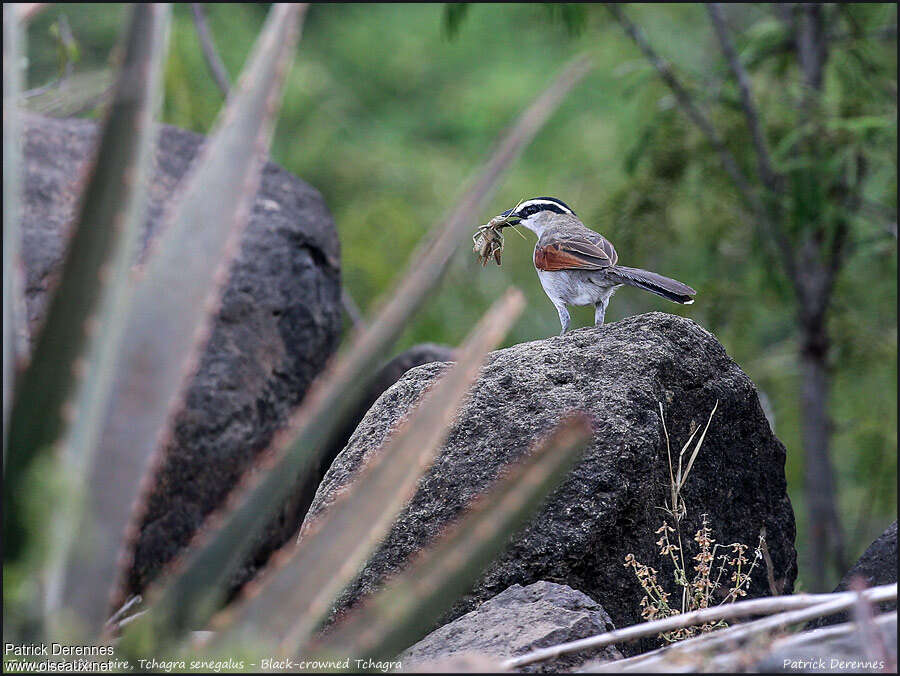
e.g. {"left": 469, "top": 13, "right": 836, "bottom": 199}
{"left": 334, "top": 343, "right": 457, "bottom": 462}
{"left": 304, "top": 313, "right": 797, "bottom": 655}
{"left": 21, "top": 113, "right": 342, "bottom": 597}
{"left": 293, "top": 344, "right": 457, "bottom": 542}
{"left": 400, "top": 581, "right": 622, "bottom": 673}
{"left": 807, "top": 521, "right": 898, "bottom": 630}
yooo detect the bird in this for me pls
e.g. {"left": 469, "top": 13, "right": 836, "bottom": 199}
{"left": 490, "top": 197, "right": 696, "bottom": 334}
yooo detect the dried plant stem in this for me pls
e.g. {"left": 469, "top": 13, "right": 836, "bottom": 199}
{"left": 106, "top": 595, "right": 143, "bottom": 629}
{"left": 113, "top": 609, "right": 148, "bottom": 632}
{"left": 656, "top": 402, "right": 717, "bottom": 616}
{"left": 609, "top": 586, "right": 898, "bottom": 672}
{"left": 592, "top": 611, "right": 898, "bottom": 673}
{"left": 503, "top": 583, "right": 897, "bottom": 669}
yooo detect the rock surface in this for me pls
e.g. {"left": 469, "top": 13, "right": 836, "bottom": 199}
{"left": 331, "top": 343, "right": 457, "bottom": 461}
{"left": 21, "top": 113, "right": 342, "bottom": 596}
{"left": 293, "top": 344, "right": 458, "bottom": 541}
{"left": 304, "top": 313, "right": 797, "bottom": 654}
{"left": 808, "top": 521, "right": 898, "bottom": 630}
{"left": 400, "top": 581, "right": 622, "bottom": 673}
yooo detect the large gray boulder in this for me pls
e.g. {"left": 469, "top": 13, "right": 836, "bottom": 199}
{"left": 304, "top": 313, "right": 797, "bottom": 654}
{"left": 400, "top": 581, "right": 622, "bottom": 673}
{"left": 22, "top": 114, "right": 342, "bottom": 598}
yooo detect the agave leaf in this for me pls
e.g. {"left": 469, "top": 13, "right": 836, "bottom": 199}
{"left": 39, "top": 4, "right": 172, "bottom": 625}
{"left": 308, "top": 414, "right": 592, "bottom": 661}
{"left": 119, "top": 53, "right": 595, "bottom": 655}
{"left": 2, "top": 4, "right": 169, "bottom": 566}
{"left": 18, "top": 4, "right": 49, "bottom": 22}
{"left": 25, "top": 68, "right": 115, "bottom": 118}
{"left": 212, "top": 288, "right": 526, "bottom": 654}
{"left": 2, "top": 3, "right": 27, "bottom": 452}
{"left": 56, "top": 3, "right": 305, "bottom": 634}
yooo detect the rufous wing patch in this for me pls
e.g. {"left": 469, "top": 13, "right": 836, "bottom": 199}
{"left": 534, "top": 243, "right": 604, "bottom": 271}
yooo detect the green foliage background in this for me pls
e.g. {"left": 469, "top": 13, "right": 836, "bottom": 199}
{"left": 24, "top": 3, "right": 897, "bottom": 591}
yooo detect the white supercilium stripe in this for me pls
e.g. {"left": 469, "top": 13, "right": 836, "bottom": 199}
{"left": 516, "top": 199, "right": 573, "bottom": 215}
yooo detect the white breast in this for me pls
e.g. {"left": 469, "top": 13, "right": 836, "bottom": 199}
{"left": 536, "top": 268, "right": 620, "bottom": 308}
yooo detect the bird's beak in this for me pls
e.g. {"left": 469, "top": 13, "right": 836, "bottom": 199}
{"left": 497, "top": 209, "right": 520, "bottom": 228}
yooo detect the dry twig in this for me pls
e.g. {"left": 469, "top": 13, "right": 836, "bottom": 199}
{"left": 503, "top": 583, "right": 897, "bottom": 669}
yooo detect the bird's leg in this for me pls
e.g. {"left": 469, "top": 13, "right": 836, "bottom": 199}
{"left": 555, "top": 303, "right": 571, "bottom": 335}
{"left": 594, "top": 298, "right": 608, "bottom": 326}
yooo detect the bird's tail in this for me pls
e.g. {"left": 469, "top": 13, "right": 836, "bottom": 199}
{"left": 607, "top": 265, "right": 696, "bottom": 304}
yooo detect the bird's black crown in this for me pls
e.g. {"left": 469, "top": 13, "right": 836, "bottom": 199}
{"left": 502, "top": 197, "right": 575, "bottom": 220}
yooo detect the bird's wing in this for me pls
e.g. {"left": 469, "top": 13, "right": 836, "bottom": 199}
{"left": 534, "top": 232, "right": 618, "bottom": 271}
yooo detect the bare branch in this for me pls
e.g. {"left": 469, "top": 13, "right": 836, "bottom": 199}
{"left": 605, "top": 4, "right": 756, "bottom": 209}
{"left": 105, "top": 594, "right": 142, "bottom": 629}
{"left": 748, "top": 25, "right": 897, "bottom": 68}
{"left": 707, "top": 4, "right": 781, "bottom": 196}
{"left": 798, "top": 3, "right": 828, "bottom": 93}
{"left": 605, "top": 3, "right": 799, "bottom": 289}
{"left": 773, "top": 3, "right": 796, "bottom": 34}
{"left": 191, "top": 3, "right": 231, "bottom": 97}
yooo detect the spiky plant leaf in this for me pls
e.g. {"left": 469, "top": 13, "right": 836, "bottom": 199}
{"left": 211, "top": 288, "right": 525, "bottom": 655}
{"left": 2, "top": 4, "right": 169, "bottom": 570}
{"left": 118, "top": 54, "right": 594, "bottom": 656}
{"left": 25, "top": 68, "right": 115, "bottom": 117}
{"left": 53, "top": 3, "right": 305, "bottom": 633}
{"left": 39, "top": 4, "right": 172, "bottom": 628}
{"left": 2, "top": 3, "right": 27, "bottom": 452}
{"left": 308, "top": 414, "right": 593, "bottom": 662}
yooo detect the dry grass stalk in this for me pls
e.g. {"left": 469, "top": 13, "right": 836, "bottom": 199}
{"left": 503, "top": 583, "right": 898, "bottom": 670}
{"left": 626, "top": 401, "right": 765, "bottom": 642}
